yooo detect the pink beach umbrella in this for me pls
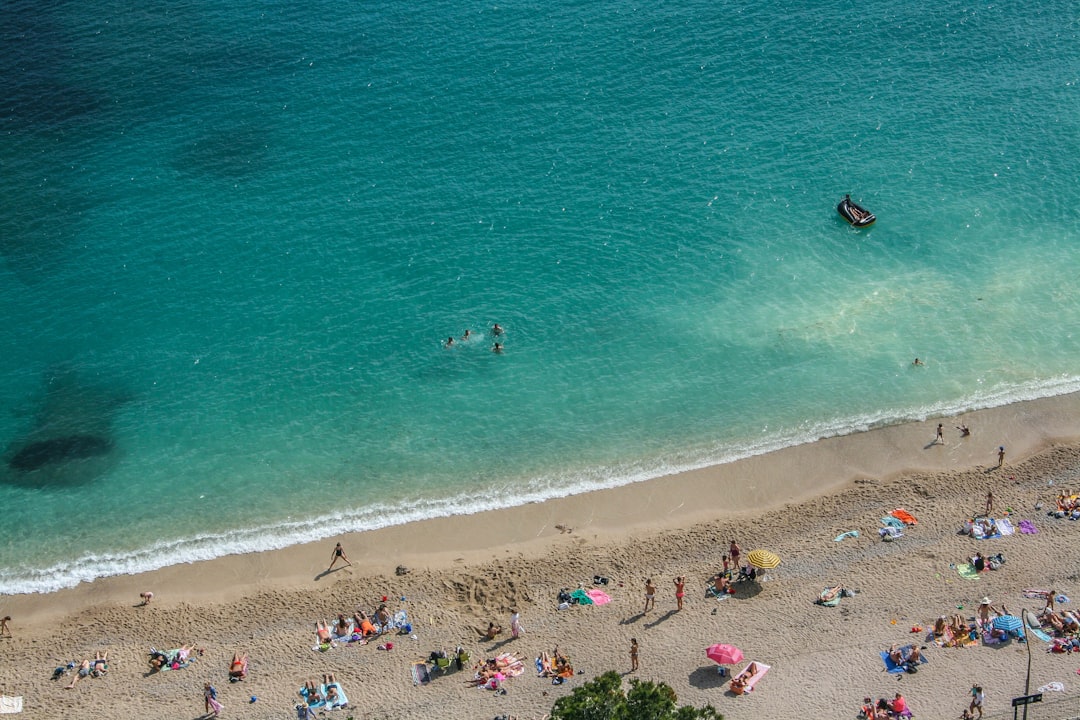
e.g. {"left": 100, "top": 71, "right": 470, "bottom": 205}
{"left": 706, "top": 643, "right": 744, "bottom": 666}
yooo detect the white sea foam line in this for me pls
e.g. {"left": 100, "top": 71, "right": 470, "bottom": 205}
{"left": 3, "top": 374, "right": 1079, "bottom": 595}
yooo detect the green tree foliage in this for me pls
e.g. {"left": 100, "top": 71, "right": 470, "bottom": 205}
{"left": 550, "top": 671, "right": 723, "bottom": 720}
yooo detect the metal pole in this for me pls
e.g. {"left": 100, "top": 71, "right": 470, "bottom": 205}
{"left": 1022, "top": 610, "right": 1033, "bottom": 720}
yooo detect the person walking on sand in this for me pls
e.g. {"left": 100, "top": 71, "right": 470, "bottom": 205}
{"left": 643, "top": 578, "right": 656, "bottom": 614}
{"left": 969, "top": 685, "right": 984, "bottom": 719}
{"left": 985, "top": 491, "right": 994, "bottom": 515}
{"left": 139, "top": 591, "right": 153, "bottom": 606}
{"left": 204, "top": 682, "right": 223, "bottom": 717}
{"left": 510, "top": 609, "right": 524, "bottom": 639}
{"left": 629, "top": 638, "right": 639, "bottom": 672}
{"left": 673, "top": 576, "right": 686, "bottom": 611}
{"left": 997, "top": 446, "right": 1005, "bottom": 468}
{"left": 935, "top": 423, "right": 944, "bottom": 444}
{"left": 328, "top": 542, "right": 351, "bottom": 571}
{"left": 0, "top": 616, "right": 10, "bottom": 638}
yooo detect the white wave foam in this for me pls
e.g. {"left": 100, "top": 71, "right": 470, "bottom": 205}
{"left": 3, "top": 375, "right": 1078, "bottom": 595}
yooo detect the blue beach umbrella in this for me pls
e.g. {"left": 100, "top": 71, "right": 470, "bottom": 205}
{"left": 992, "top": 615, "right": 1024, "bottom": 632}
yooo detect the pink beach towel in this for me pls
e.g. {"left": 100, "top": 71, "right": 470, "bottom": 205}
{"left": 585, "top": 589, "right": 611, "bottom": 605}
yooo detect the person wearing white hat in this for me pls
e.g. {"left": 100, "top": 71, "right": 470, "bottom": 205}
{"left": 977, "top": 598, "right": 992, "bottom": 627}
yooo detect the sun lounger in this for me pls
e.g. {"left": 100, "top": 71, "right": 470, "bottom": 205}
{"left": 731, "top": 662, "right": 770, "bottom": 694}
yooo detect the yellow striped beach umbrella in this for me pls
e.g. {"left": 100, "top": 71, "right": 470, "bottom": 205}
{"left": 747, "top": 549, "right": 781, "bottom": 569}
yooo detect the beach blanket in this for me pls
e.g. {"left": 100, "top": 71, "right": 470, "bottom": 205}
{"left": 160, "top": 650, "right": 196, "bottom": 670}
{"left": 0, "top": 697, "right": 21, "bottom": 714}
{"left": 569, "top": 589, "right": 594, "bottom": 605}
{"left": 890, "top": 508, "right": 918, "bottom": 525}
{"left": 995, "top": 518, "right": 1015, "bottom": 536}
{"left": 585, "top": 589, "right": 611, "bottom": 605}
{"left": 954, "top": 563, "right": 979, "bottom": 580}
{"left": 1023, "top": 588, "right": 1052, "bottom": 600}
{"left": 1019, "top": 520, "right": 1038, "bottom": 534}
{"left": 733, "top": 662, "right": 770, "bottom": 694}
{"left": 411, "top": 662, "right": 431, "bottom": 686}
{"left": 834, "top": 530, "right": 859, "bottom": 542}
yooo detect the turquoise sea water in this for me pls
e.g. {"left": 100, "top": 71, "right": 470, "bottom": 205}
{"left": 1, "top": 0, "right": 1078, "bottom": 593}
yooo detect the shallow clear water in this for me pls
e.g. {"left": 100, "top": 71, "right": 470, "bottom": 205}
{"left": 1, "top": 0, "right": 1078, "bottom": 593}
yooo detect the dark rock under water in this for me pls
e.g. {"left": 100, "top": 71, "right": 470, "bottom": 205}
{"left": 7, "top": 434, "right": 113, "bottom": 472}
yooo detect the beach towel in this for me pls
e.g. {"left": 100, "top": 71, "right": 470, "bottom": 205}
{"left": 971, "top": 519, "right": 1002, "bottom": 540}
{"left": 1023, "top": 588, "right": 1052, "bottom": 599}
{"left": 880, "top": 516, "right": 904, "bottom": 529}
{"left": 585, "top": 589, "right": 611, "bottom": 605}
{"left": 732, "top": 661, "right": 770, "bottom": 694}
{"left": 890, "top": 508, "right": 918, "bottom": 525}
{"left": 995, "top": 518, "right": 1015, "bottom": 536}
{"left": 411, "top": 662, "right": 431, "bottom": 686}
{"left": 1019, "top": 520, "right": 1038, "bottom": 534}
{"left": 1026, "top": 619, "right": 1052, "bottom": 643}
{"left": 0, "top": 697, "right": 21, "bottom": 714}
{"left": 955, "top": 563, "right": 980, "bottom": 581}
{"left": 569, "top": 589, "right": 594, "bottom": 605}
{"left": 1038, "top": 682, "right": 1065, "bottom": 693}
{"left": 834, "top": 530, "right": 859, "bottom": 542}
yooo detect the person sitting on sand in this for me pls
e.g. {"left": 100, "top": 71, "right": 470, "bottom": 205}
{"left": 709, "top": 574, "right": 729, "bottom": 597}
{"left": 229, "top": 652, "right": 248, "bottom": 681}
{"left": 477, "top": 622, "right": 502, "bottom": 641}
{"left": 890, "top": 693, "right": 908, "bottom": 715}
{"left": 334, "top": 614, "right": 352, "bottom": 638}
{"left": 888, "top": 644, "right": 907, "bottom": 665}
{"left": 65, "top": 659, "right": 92, "bottom": 689}
{"left": 906, "top": 645, "right": 923, "bottom": 665}
{"left": 374, "top": 604, "right": 392, "bottom": 628}
{"left": 730, "top": 661, "right": 760, "bottom": 693}
{"left": 950, "top": 614, "right": 971, "bottom": 636}
{"left": 354, "top": 612, "right": 377, "bottom": 637}
{"left": 933, "top": 616, "right": 948, "bottom": 637}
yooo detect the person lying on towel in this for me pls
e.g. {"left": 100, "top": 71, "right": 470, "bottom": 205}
{"left": 731, "top": 662, "right": 760, "bottom": 693}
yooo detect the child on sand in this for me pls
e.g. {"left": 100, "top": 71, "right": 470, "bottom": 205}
{"left": 139, "top": 591, "right": 153, "bottom": 606}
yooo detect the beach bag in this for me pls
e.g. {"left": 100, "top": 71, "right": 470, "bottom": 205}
{"left": 905, "top": 663, "right": 918, "bottom": 674}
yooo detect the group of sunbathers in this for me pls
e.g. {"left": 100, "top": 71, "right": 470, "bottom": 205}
{"left": 536, "top": 647, "right": 573, "bottom": 684}
{"left": 148, "top": 644, "right": 199, "bottom": 672}
{"left": 64, "top": 651, "right": 108, "bottom": 689}
{"left": 465, "top": 653, "right": 525, "bottom": 689}
{"left": 861, "top": 693, "right": 908, "bottom": 719}
{"left": 886, "top": 643, "right": 923, "bottom": 670}
{"left": 1050, "top": 492, "right": 1080, "bottom": 518}
{"left": 315, "top": 603, "right": 397, "bottom": 646}
{"left": 299, "top": 673, "right": 348, "bottom": 710}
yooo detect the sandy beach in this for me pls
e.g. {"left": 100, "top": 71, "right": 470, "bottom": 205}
{"left": 3, "top": 392, "right": 1080, "bottom": 719}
